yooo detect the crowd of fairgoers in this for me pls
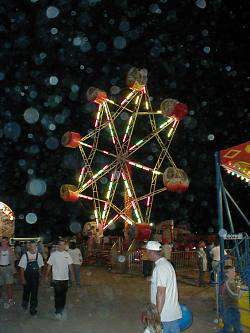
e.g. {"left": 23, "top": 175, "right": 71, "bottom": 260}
{"left": 0, "top": 236, "right": 242, "bottom": 333}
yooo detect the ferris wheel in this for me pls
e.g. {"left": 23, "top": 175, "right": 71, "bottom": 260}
{"left": 60, "top": 68, "right": 189, "bottom": 231}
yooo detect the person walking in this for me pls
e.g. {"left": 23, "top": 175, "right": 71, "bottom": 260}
{"left": 0, "top": 237, "right": 15, "bottom": 304}
{"left": 45, "top": 239, "right": 75, "bottom": 319}
{"left": 210, "top": 239, "right": 227, "bottom": 283}
{"left": 221, "top": 266, "right": 243, "bottom": 333}
{"left": 68, "top": 241, "right": 83, "bottom": 287}
{"left": 206, "top": 241, "right": 215, "bottom": 284}
{"left": 210, "top": 239, "right": 227, "bottom": 269}
{"left": 146, "top": 241, "right": 182, "bottom": 333}
{"left": 196, "top": 241, "right": 207, "bottom": 287}
{"left": 18, "top": 241, "right": 44, "bottom": 315}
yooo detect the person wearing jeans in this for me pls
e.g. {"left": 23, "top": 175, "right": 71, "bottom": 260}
{"left": 221, "top": 266, "right": 243, "bottom": 333}
{"left": 146, "top": 241, "right": 182, "bottom": 333}
{"left": 45, "top": 240, "right": 75, "bottom": 320}
{"left": 19, "top": 241, "right": 44, "bottom": 315}
{"left": 53, "top": 280, "right": 69, "bottom": 314}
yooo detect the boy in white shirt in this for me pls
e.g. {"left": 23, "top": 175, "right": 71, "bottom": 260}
{"left": 45, "top": 239, "right": 75, "bottom": 319}
{"left": 19, "top": 241, "right": 44, "bottom": 315}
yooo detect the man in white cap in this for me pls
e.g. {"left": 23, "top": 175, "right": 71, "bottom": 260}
{"left": 146, "top": 241, "right": 182, "bottom": 333}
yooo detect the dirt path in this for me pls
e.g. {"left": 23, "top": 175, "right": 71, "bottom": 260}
{"left": 0, "top": 267, "right": 217, "bottom": 333}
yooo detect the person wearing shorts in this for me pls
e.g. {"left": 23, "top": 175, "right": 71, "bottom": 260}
{"left": 0, "top": 237, "right": 15, "bottom": 304}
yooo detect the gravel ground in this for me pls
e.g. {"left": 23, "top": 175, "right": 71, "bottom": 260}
{"left": 0, "top": 267, "right": 218, "bottom": 333}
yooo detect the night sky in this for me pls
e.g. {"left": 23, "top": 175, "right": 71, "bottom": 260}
{"left": 0, "top": 0, "right": 249, "bottom": 241}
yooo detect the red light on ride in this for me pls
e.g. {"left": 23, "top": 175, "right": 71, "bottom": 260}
{"left": 135, "top": 223, "right": 152, "bottom": 241}
{"left": 161, "top": 99, "right": 188, "bottom": 121}
{"left": 61, "top": 131, "right": 81, "bottom": 148}
{"left": 86, "top": 87, "right": 107, "bottom": 104}
{"left": 172, "top": 103, "right": 188, "bottom": 121}
{"left": 60, "top": 184, "right": 79, "bottom": 202}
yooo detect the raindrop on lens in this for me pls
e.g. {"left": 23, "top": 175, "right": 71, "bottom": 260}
{"left": 49, "top": 124, "right": 56, "bottom": 131}
{"left": 195, "top": 0, "right": 206, "bottom": 9}
{"left": 45, "top": 137, "right": 59, "bottom": 150}
{"left": 50, "top": 28, "right": 58, "bottom": 35}
{"left": 208, "top": 134, "right": 215, "bottom": 141}
{"left": 203, "top": 46, "right": 210, "bottom": 54}
{"left": 26, "top": 179, "right": 47, "bottom": 196}
{"left": 26, "top": 212, "right": 37, "bottom": 224}
{"left": 0, "top": 72, "right": 5, "bottom": 80}
{"left": 69, "top": 222, "right": 82, "bottom": 234}
{"left": 24, "top": 107, "right": 39, "bottom": 124}
{"left": 49, "top": 76, "right": 59, "bottom": 85}
{"left": 73, "top": 37, "right": 82, "bottom": 46}
{"left": 218, "top": 228, "right": 227, "bottom": 239}
{"left": 4, "top": 122, "right": 21, "bottom": 140}
{"left": 113, "top": 36, "right": 127, "bottom": 50}
{"left": 46, "top": 6, "right": 60, "bottom": 19}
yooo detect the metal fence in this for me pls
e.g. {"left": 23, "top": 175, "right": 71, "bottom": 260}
{"left": 127, "top": 250, "right": 198, "bottom": 274}
{"left": 127, "top": 250, "right": 143, "bottom": 274}
{"left": 171, "top": 250, "right": 197, "bottom": 270}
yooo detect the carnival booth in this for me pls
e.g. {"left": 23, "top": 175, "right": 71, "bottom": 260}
{"left": 215, "top": 141, "right": 250, "bottom": 332}
{"left": 0, "top": 202, "right": 15, "bottom": 239}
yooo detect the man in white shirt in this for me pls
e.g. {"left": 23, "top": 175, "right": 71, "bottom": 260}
{"left": 210, "top": 240, "right": 227, "bottom": 272}
{"left": 19, "top": 241, "right": 44, "bottom": 315}
{"left": 146, "top": 241, "right": 182, "bottom": 333}
{"left": 0, "top": 237, "right": 15, "bottom": 304}
{"left": 45, "top": 239, "right": 75, "bottom": 319}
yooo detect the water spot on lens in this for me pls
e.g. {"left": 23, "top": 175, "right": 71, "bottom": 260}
{"left": 24, "top": 107, "right": 40, "bottom": 124}
{"left": 4, "top": 122, "right": 21, "bottom": 141}
{"left": 71, "top": 84, "right": 79, "bottom": 93}
{"left": 96, "top": 41, "right": 107, "bottom": 52}
{"left": 45, "top": 137, "right": 59, "bottom": 150}
{"left": 207, "top": 134, "right": 215, "bottom": 141}
{"left": 46, "top": 6, "right": 60, "bottom": 19}
{"left": 27, "top": 169, "right": 34, "bottom": 175}
{"left": 73, "top": 37, "right": 82, "bottom": 46}
{"left": 26, "top": 212, "right": 37, "bottom": 224}
{"left": 50, "top": 27, "right": 58, "bottom": 35}
{"left": 49, "top": 123, "right": 56, "bottom": 131}
{"left": 195, "top": 0, "right": 206, "bottom": 9}
{"left": 149, "top": 3, "right": 162, "bottom": 14}
{"left": 0, "top": 72, "right": 5, "bottom": 80}
{"left": 113, "top": 36, "right": 127, "bottom": 50}
{"left": 49, "top": 76, "right": 59, "bottom": 85}
{"left": 119, "top": 20, "right": 130, "bottom": 32}
{"left": 26, "top": 179, "right": 47, "bottom": 196}
{"left": 69, "top": 222, "right": 82, "bottom": 234}
{"left": 203, "top": 46, "right": 210, "bottom": 54}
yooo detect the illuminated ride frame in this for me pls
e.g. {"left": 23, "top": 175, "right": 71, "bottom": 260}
{"left": 60, "top": 68, "right": 189, "bottom": 236}
{"left": 215, "top": 141, "right": 250, "bottom": 331}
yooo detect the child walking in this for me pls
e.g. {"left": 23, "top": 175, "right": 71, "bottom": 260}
{"left": 141, "top": 303, "right": 163, "bottom": 333}
{"left": 221, "top": 266, "right": 243, "bottom": 333}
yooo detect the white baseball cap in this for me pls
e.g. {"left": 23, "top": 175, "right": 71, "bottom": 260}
{"left": 145, "top": 241, "right": 162, "bottom": 251}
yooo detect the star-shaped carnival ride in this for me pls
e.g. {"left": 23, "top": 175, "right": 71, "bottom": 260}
{"left": 60, "top": 68, "right": 189, "bottom": 231}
